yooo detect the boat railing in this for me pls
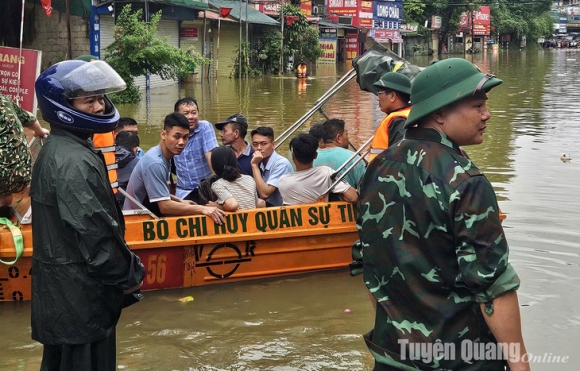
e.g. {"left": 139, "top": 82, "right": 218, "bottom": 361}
{"left": 118, "top": 187, "right": 159, "bottom": 219}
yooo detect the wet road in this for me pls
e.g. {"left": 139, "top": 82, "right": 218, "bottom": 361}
{"left": 1, "top": 50, "right": 580, "bottom": 370}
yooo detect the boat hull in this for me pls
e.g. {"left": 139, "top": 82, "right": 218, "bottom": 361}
{"left": 0, "top": 202, "right": 359, "bottom": 302}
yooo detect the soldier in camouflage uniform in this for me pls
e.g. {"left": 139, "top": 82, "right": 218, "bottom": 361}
{"left": 356, "top": 59, "right": 530, "bottom": 371}
{"left": 0, "top": 93, "right": 49, "bottom": 205}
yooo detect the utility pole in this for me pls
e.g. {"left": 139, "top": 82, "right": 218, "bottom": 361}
{"left": 239, "top": 0, "right": 242, "bottom": 79}
{"left": 280, "top": 1, "right": 284, "bottom": 75}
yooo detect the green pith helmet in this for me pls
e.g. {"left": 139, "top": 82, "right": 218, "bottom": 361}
{"left": 372, "top": 72, "right": 411, "bottom": 95}
{"left": 405, "top": 58, "right": 503, "bottom": 128}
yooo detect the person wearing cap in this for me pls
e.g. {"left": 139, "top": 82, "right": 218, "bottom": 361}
{"left": 356, "top": 59, "right": 530, "bottom": 370}
{"left": 173, "top": 97, "right": 219, "bottom": 203}
{"left": 215, "top": 113, "right": 254, "bottom": 176}
{"left": 31, "top": 60, "right": 145, "bottom": 370}
{"left": 250, "top": 126, "right": 293, "bottom": 206}
{"left": 368, "top": 71, "right": 412, "bottom": 162}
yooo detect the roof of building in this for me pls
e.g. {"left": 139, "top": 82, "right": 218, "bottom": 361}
{"left": 208, "top": 0, "right": 280, "bottom": 26}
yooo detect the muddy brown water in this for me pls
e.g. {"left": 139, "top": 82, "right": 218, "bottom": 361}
{"left": 1, "top": 50, "right": 580, "bottom": 370}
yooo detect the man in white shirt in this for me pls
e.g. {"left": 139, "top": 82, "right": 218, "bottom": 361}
{"left": 279, "top": 134, "right": 358, "bottom": 205}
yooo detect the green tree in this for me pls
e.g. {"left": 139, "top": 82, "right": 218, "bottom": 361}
{"left": 282, "top": 5, "right": 323, "bottom": 65}
{"left": 231, "top": 40, "right": 262, "bottom": 77}
{"left": 403, "top": 0, "right": 553, "bottom": 53}
{"left": 491, "top": 0, "right": 553, "bottom": 45}
{"left": 257, "top": 30, "right": 283, "bottom": 74}
{"left": 104, "top": 5, "right": 209, "bottom": 103}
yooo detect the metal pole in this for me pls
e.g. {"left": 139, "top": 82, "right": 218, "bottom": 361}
{"left": 202, "top": 13, "right": 207, "bottom": 81}
{"left": 216, "top": 18, "right": 221, "bottom": 78}
{"left": 279, "top": 1, "right": 284, "bottom": 74}
{"left": 16, "top": 0, "right": 25, "bottom": 106}
{"left": 239, "top": 0, "right": 242, "bottom": 79}
{"left": 66, "top": 0, "right": 73, "bottom": 59}
{"left": 275, "top": 68, "right": 357, "bottom": 148}
{"left": 246, "top": 0, "right": 249, "bottom": 78}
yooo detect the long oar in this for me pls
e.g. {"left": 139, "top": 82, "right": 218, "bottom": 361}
{"left": 275, "top": 68, "right": 357, "bottom": 149}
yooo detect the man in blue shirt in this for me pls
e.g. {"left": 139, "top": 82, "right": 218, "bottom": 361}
{"left": 124, "top": 112, "right": 225, "bottom": 223}
{"left": 173, "top": 97, "right": 218, "bottom": 203}
{"left": 250, "top": 126, "right": 293, "bottom": 206}
{"left": 215, "top": 113, "right": 254, "bottom": 176}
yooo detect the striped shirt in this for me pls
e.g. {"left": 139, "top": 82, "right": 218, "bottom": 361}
{"left": 211, "top": 175, "right": 258, "bottom": 210}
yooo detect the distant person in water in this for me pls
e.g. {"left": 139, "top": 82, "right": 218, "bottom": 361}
{"left": 296, "top": 60, "right": 308, "bottom": 78}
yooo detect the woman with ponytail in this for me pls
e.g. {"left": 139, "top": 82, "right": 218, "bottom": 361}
{"left": 210, "top": 146, "right": 265, "bottom": 211}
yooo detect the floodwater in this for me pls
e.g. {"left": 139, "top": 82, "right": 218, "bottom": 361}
{"left": 2, "top": 50, "right": 580, "bottom": 370}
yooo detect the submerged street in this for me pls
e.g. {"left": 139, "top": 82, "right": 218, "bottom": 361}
{"left": 1, "top": 50, "right": 580, "bottom": 370}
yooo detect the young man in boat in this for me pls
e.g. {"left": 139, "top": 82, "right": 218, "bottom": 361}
{"left": 173, "top": 97, "right": 218, "bottom": 204}
{"left": 31, "top": 59, "right": 145, "bottom": 371}
{"left": 114, "top": 117, "right": 145, "bottom": 158}
{"left": 123, "top": 112, "right": 226, "bottom": 223}
{"left": 278, "top": 134, "right": 358, "bottom": 205}
{"left": 357, "top": 59, "right": 530, "bottom": 370}
{"left": 368, "top": 71, "right": 412, "bottom": 162}
{"left": 215, "top": 113, "right": 254, "bottom": 175}
{"left": 313, "top": 119, "right": 366, "bottom": 189}
{"left": 0, "top": 93, "right": 49, "bottom": 210}
{"left": 250, "top": 126, "right": 293, "bottom": 206}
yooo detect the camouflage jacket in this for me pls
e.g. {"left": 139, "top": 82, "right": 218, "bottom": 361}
{"left": 0, "top": 93, "right": 36, "bottom": 195}
{"left": 356, "top": 127, "right": 520, "bottom": 370}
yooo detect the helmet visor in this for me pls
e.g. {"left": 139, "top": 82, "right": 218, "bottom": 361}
{"left": 61, "top": 60, "right": 126, "bottom": 99}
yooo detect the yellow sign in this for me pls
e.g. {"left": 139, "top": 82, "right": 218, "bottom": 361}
{"left": 318, "top": 39, "right": 337, "bottom": 64}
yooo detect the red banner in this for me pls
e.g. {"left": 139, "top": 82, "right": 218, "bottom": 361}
{"left": 459, "top": 6, "right": 490, "bottom": 35}
{"left": 41, "top": 0, "right": 52, "bottom": 17}
{"left": 300, "top": 0, "right": 312, "bottom": 16}
{"left": 0, "top": 46, "right": 42, "bottom": 113}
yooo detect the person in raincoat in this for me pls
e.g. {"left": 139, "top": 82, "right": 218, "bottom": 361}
{"left": 30, "top": 60, "right": 145, "bottom": 371}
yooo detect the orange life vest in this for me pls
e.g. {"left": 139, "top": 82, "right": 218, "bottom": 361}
{"left": 93, "top": 132, "right": 118, "bottom": 193}
{"left": 297, "top": 64, "right": 307, "bottom": 78}
{"left": 368, "top": 106, "right": 412, "bottom": 162}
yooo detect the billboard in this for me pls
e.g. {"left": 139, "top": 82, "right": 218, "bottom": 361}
{"left": 0, "top": 46, "right": 42, "bottom": 114}
{"left": 373, "top": 0, "right": 402, "bottom": 29}
{"left": 318, "top": 39, "right": 337, "bottom": 63}
{"left": 459, "top": 6, "right": 491, "bottom": 35}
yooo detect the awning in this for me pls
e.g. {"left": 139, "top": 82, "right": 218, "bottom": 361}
{"left": 317, "top": 19, "right": 358, "bottom": 30}
{"left": 198, "top": 10, "right": 238, "bottom": 22}
{"left": 208, "top": 0, "right": 280, "bottom": 26}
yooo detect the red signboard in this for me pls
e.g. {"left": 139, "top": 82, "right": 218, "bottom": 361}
{"left": 300, "top": 0, "right": 312, "bottom": 16}
{"left": 0, "top": 46, "right": 42, "bottom": 113}
{"left": 346, "top": 31, "right": 359, "bottom": 62}
{"left": 373, "top": 29, "right": 402, "bottom": 43}
{"left": 459, "top": 6, "right": 491, "bottom": 35}
{"left": 359, "top": 0, "right": 373, "bottom": 28}
{"left": 327, "top": 0, "right": 360, "bottom": 27}
{"left": 180, "top": 27, "right": 199, "bottom": 40}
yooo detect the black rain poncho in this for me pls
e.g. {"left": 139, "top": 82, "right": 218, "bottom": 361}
{"left": 30, "top": 126, "right": 145, "bottom": 345}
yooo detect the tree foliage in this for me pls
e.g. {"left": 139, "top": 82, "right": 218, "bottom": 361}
{"left": 256, "top": 30, "right": 283, "bottom": 74}
{"left": 104, "top": 5, "right": 209, "bottom": 103}
{"left": 281, "top": 5, "right": 323, "bottom": 65}
{"left": 403, "top": 0, "right": 554, "bottom": 51}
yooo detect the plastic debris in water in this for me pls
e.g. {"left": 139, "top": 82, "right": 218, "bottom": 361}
{"left": 179, "top": 296, "right": 194, "bottom": 302}
{"left": 344, "top": 309, "right": 352, "bottom": 313}
{"left": 560, "top": 153, "right": 572, "bottom": 163}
